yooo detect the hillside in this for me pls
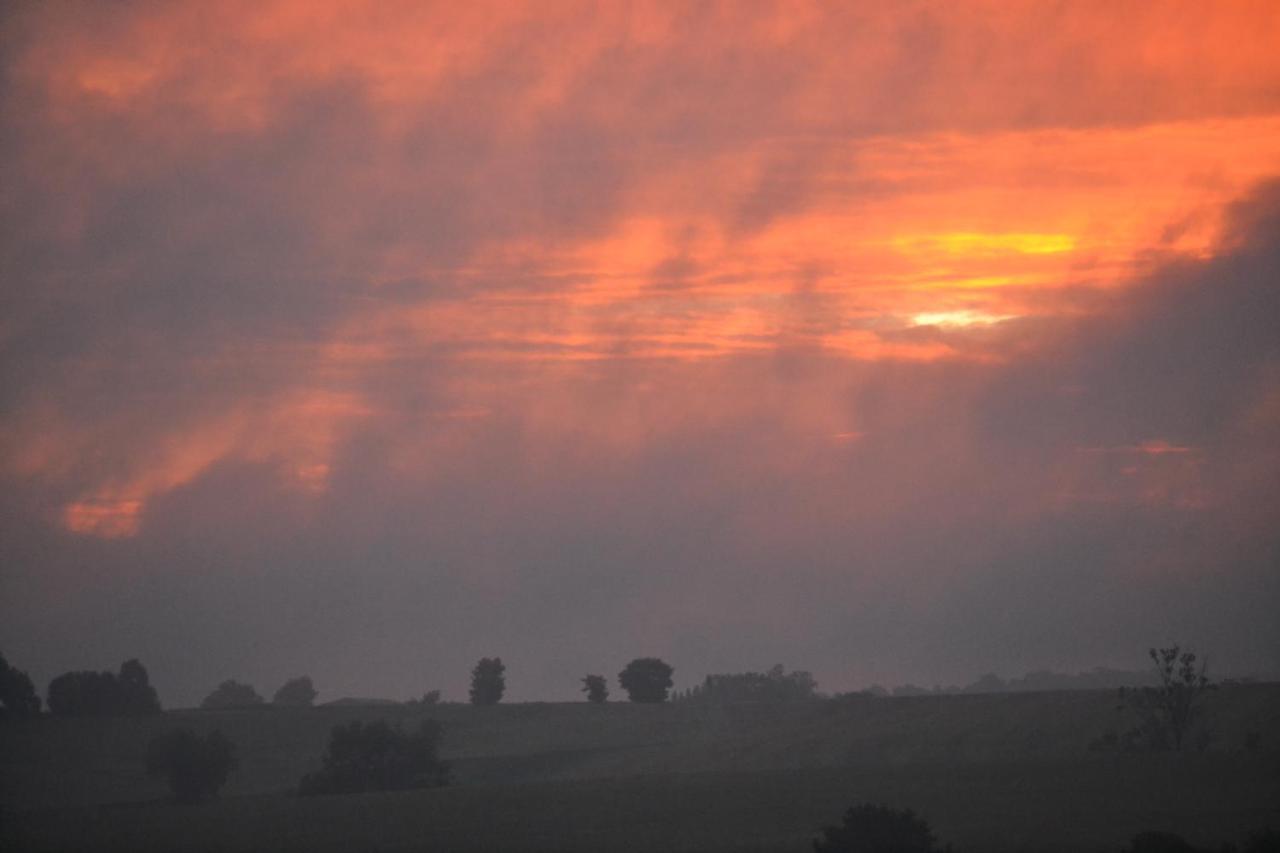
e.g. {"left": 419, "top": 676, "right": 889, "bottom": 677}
{"left": 3, "top": 685, "right": 1279, "bottom": 852}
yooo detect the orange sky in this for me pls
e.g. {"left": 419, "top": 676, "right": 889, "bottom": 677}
{"left": 3, "top": 1, "right": 1280, "bottom": 699}
{"left": 6, "top": 1, "right": 1276, "bottom": 538}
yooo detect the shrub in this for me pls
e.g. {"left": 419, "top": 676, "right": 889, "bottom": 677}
{"left": 299, "top": 719, "right": 451, "bottom": 795}
{"left": 813, "top": 803, "right": 942, "bottom": 853}
{"left": 146, "top": 728, "right": 236, "bottom": 803}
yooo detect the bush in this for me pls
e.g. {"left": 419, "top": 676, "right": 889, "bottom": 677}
{"left": 146, "top": 728, "right": 236, "bottom": 803}
{"left": 299, "top": 719, "right": 451, "bottom": 795}
{"left": 618, "top": 657, "right": 674, "bottom": 703}
{"left": 813, "top": 803, "right": 942, "bottom": 853}
{"left": 200, "top": 679, "right": 264, "bottom": 710}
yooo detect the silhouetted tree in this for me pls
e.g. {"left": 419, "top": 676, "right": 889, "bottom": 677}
{"left": 272, "top": 676, "right": 317, "bottom": 707}
{"left": 118, "top": 658, "right": 161, "bottom": 713}
{"left": 298, "top": 719, "right": 450, "bottom": 795}
{"left": 581, "top": 674, "right": 608, "bottom": 703}
{"left": 618, "top": 657, "right": 674, "bottom": 703}
{"left": 146, "top": 728, "right": 236, "bottom": 803}
{"left": 813, "top": 803, "right": 942, "bottom": 853}
{"left": 200, "top": 680, "right": 264, "bottom": 710}
{"left": 469, "top": 657, "right": 505, "bottom": 705}
{"left": 0, "top": 652, "right": 41, "bottom": 717}
{"left": 1119, "top": 645, "right": 1214, "bottom": 751}
{"left": 47, "top": 659, "right": 161, "bottom": 715}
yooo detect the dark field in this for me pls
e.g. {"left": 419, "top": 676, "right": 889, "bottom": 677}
{"left": 3, "top": 686, "right": 1279, "bottom": 852}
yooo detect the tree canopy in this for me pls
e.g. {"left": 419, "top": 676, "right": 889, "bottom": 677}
{"left": 272, "top": 676, "right": 318, "bottom": 707}
{"left": 469, "top": 657, "right": 505, "bottom": 705}
{"left": 581, "top": 674, "right": 608, "bottom": 703}
{"left": 47, "top": 659, "right": 161, "bottom": 716}
{"left": 0, "top": 652, "right": 41, "bottom": 717}
{"left": 200, "top": 680, "right": 264, "bottom": 710}
{"left": 618, "top": 657, "right": 674, "bottom": 703}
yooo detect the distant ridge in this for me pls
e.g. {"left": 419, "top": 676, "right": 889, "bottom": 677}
{"left": 321, "top": 697, "right": 401, "bottom": 707}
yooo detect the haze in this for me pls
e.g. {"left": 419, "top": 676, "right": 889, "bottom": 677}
{"left": 2, "top": 1, "right": 1278, "bottom": 707}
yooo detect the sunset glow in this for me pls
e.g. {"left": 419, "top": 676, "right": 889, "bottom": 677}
{"left": 3, "top": 1, "right": 1279, "bottom": 702}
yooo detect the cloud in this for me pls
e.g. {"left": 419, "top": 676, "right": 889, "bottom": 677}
{"left": 1, "top": 3, "right": 1279, "bottom": 702}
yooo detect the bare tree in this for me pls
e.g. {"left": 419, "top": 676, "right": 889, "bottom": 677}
{"left": 1119, "top": 645, "right": 1213, "bottom": 751}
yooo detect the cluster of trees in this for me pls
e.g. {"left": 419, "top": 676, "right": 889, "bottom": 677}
{"left": 146, "top": 717, "right": 451, "bottom": 803}
{"left": 671, "top": 664, "right": 817, "bottom": 704}
{"left": 464, "top": 656, "right": 675, "bottom": 705}
{"left": 199, "top": 676, "right": 317, "bottom": 709}
{"left": 47, "top": 659, "right": 161, "bottom": 716}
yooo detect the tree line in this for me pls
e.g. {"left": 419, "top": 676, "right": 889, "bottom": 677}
{"left": 2, "top": 645, "right": 1222, "bottom": 759}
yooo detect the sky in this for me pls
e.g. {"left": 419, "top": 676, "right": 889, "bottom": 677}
{"left": 2, "top": 1, "right": 1279, "bottom": 707}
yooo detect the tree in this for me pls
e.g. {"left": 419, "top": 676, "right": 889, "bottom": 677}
{"left": 0, "top": 652, "right": 41, "bottom": 717}
{"left": 813, "top": 803, "right": 941, "bottom": 853}
{"left": 118, "top": 658, "right": 162, "bottom": 713}
{"left": 47, "top": 660, "right": 162, "bottom": 716}
{"left": 146, "top": 728, "right": 237, "bottom": 803}
{"left": 581, "top": 674, "right": 608, "bottom": 703}
{"left": 298, "top": 719, "right": 451, "bottom": 795}
{"left": 1118, "top": 645, "right": 1214, "bottom": 751}
{"left": 200, "top": 680, "right": 265, "bottom": 710}
{"left": 272, "top": 676, "right": 317, "bottom": 707}
{"left": 469, "top": 657, "right": 505, "bottom": 705}
{"left": 618, "top": 657, "right": 674, "bottom": 703}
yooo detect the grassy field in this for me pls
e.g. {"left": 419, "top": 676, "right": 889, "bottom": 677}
{"left": 3, "top": 686, "right": 1279, "bottom": 852}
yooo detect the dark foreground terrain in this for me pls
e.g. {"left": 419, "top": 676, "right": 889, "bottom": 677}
{"left": 3, "top": 685, "right": 1278, "bottom": 852}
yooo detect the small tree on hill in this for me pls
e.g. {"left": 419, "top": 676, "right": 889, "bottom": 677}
{"left": 1118, "top": 645, "right": 1214, "bottom": 751}
{"left": 813, "top": 803, "right": 941, "bottom": 853}
{"left": 273, "top": 676, "right": 317, "bottom": 707}
{"left": 146, "top": 728, "right": 236, "bottom": 803}
{"left": 469, "top": 657, "right": 505, "bottom": 705}
{"left": 618, "top": 657, "right": 674, "bottom": 703}
{"left": 0, "top": 652, "right": 41, "bottom": 717}
{"left": 299, "top": 719, "right": 451, "bottom": 795}
{"left": 200, "top": 680, "right": 265, "bottom": 710}
{"left": 581, "top": 674, "right": 608, "bottom": 703}
{"left": 118, "top": 658, "right": 162, "bottom": 713}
